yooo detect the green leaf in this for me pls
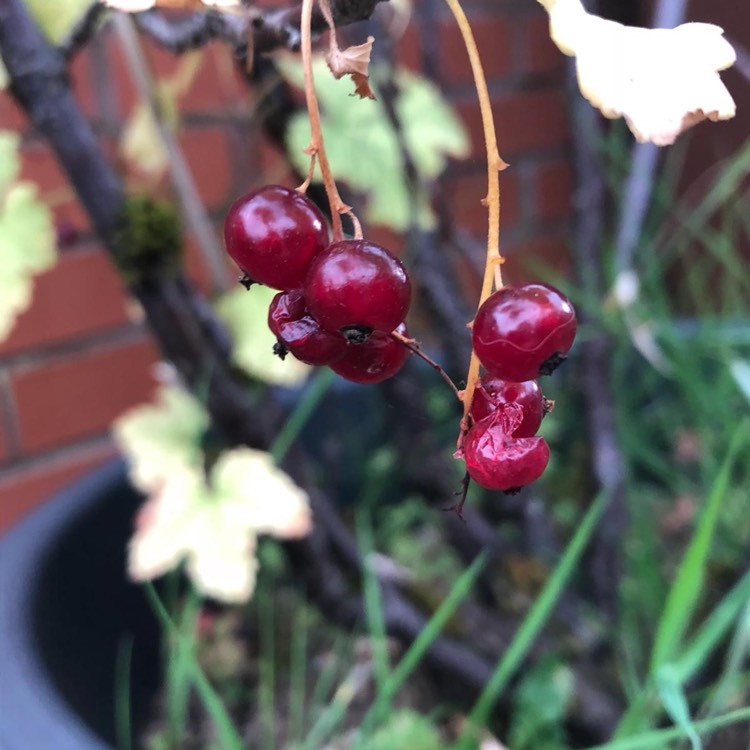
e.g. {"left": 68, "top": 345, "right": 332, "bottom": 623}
{"left": 367, "top": 710, "right": 443, "bottom": 750}
{"left": 455, "top": 492, "right": 609, "bottom": 750}
{"left": 24, "top": 0, "right": 96, "bottom": 44}
{"left": 0, "top": 148, "right": 56, "bottom": 340}
{"left": 278, "top": 57, "right": 468, "bottom": 232}
{"left": 215, "top": 286, "right": 310, "bottom": 388}
{"left": 509, "top": 657, "right": 573, "bottom": 750}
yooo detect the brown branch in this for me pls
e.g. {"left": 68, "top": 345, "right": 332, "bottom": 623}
{"left": 132, "top": 0, "right": 387, "bottom": 57}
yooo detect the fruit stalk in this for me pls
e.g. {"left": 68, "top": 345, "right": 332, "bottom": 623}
{"left": 442, "top": 0, "right": 506, "bottom": 433}
{"left": 299, "top": 0, "right": 361, "bottom": 241}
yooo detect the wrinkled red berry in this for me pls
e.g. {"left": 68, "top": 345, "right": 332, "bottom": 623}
{"left": 268, "top": 290, "right": 347, "bottom": 366}
{"left": 224, "top": 185, "right": 329, "bottom": 290}
{"left": 461, "top": 404, "right": 550, "bottom": 491}
{"left": 304, "top": 240, "right": 411, "bottom": 342}
{"left": 470, "top": 375, "right": 544, "bottom": 438}
{"left": 472, "top": 283, "right": 576, "bottom": 382}
{"left": 329, "top": 324, "right": 409, "bottom": 384}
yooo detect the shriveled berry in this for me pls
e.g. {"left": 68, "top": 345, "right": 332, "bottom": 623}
{"left": 329, "top": 324, "right": 409, "bottom": 384}
{"left": 472, "top": 283, "right": 576, "bottom": 382}
{"left": 268, "top": 290, "right": 347, "bottom": 366}
{"left": 224, "top": 185, "right": 328, "bottom": 290}
{"left": 304, "top": 240, "right": 411, "bottom": 342}
{"left": 461, "top": 404, "right": 550, "bottom": 491}
{"left": 471, "top": 375, "right": 544, "bottom": 438}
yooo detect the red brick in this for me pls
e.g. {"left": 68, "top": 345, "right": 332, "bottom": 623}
{"left": 441, "top": 169, "right": 520, "bottom": 236}
{"left": 394, "top": 23, "right": 422, "bottom": 72}
{"left": 503, "top": 232, "right": 572, "bottom": 279}
{"left": 180, "top": 125, "right": 232, "bottom": 210}
{"left": 0, "top": 91, "right": 27, "bottom": 131}
{"left": 0, "top": 422, "right": 8, "bottom": 464}
{"left": 19, "top": 142, "right": 91, "bottom": 232}
{"left": 438, "top": 15, "right": 513, "bottom": 85}
{"left": 0, "top": 248, "right": 130, "bottom": 358}
{"left": 12, "top": 338, "right": 158, "bottom": 455}
{"left": 456, "top": 88, "right": 569, "bottom": 156}
{"left": 521, "top": 12, "right": 566, "bottom": 76}
{"left": 0, "top": 443, "right": 115, "bottom": 531}
{"left": 533, "top": 160, "right": 573, "bottom": 222}
{"left": 365, "top": 226, "right": 405, "bottom": 258}
{"left": 181, "top": 45, "right": 248, "bottom": 114}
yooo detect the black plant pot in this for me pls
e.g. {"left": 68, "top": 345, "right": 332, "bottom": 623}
{"left": 0, "top": 460, "right": 160, "bottom": 750}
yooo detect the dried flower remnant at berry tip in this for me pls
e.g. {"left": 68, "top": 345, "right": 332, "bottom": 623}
{"left": 536, "top": 0, "right": 737, "bottom": 145}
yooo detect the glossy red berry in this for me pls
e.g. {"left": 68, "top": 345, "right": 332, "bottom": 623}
{"left": 268, "top": 290, "right": 347, "bottom": 366}
{"left": 304, "top": 240, "right": 411, "bottom": 342}
{"left": 224, "top": 185, "right": 329, "bottom": 290}
{"left": 472, "top": 283, "right": 576, "bottom": 382}
{"left": 471, "top": 375, "right": 544, "bottom": 438}
{"left": 462, "top": 404, "right": 550, "bottom": 491}
{"left": 329, "top": 324, "right": 409, "bottom": 384}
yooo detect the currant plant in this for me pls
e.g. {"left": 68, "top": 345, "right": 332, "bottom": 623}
{"left": 219, "top": 0, "right": 583, "bottom": 513}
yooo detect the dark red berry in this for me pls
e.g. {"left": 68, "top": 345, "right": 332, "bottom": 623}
{"left": 303, "top": 240, "right": 411, "bottom": 342}
{"left": 471, "top": 375, "right": 544, "bottom": 438}
{"left": 268, "top": 290, "right": 347, "bottom": 366}
{"left": 329, "top": 324, "right": 409, "bottom": 384}
{"left": 461, "top": 404, "right": 550, "bottom": 491}
{"left": 472, "top": 283, "right": 576, "bottom": 382}
{"left": 224, "top": 185, "right": 329, "bottom": 290}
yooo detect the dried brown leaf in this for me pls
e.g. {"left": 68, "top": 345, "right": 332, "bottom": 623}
{"left": 326, "top": 35, "right": 377, "bottom": 99}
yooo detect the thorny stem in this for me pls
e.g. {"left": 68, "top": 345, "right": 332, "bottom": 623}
{"left": 299, "top": 0, "right": 362, "bottom": 240}
{"left": 443, "top": 0, "right": 506, "bottom": 447}
{"left": 389, "top": 330, "right": 462, "bottom": 400}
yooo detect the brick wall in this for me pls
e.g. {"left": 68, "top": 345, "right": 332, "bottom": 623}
{"left": 2, "top": 0, "right": 744, "bottom": 530}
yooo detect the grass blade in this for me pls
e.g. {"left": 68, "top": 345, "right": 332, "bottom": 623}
{"left": 584, "top": 707, "right": 750, "bottom": 750}
{"left": 673, "top": 570, "right": 750, "bottom": 684}
{"left": 455, "top": 492, "right": 609, "bottom": 749}
{"left": 355, "top": 504, "right": 391, "bottom": 694}
{"left": 270, "top": 369, "right": 335, "bottom": 462}
{"left": 354, "top": 551, "right": 488, "bottom": 742}
{"left": 144, "top": 583, "right": 245, "bottom": 750}
{"left": 649, "top": 422, "right": 748, "bottom": 672}
{"left": 288, "top": 604, "right": 308, "bottom": 746}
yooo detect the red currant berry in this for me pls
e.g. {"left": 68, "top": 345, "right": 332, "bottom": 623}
{"left": 268, "top": 290, "right": 347, "bottom": 366}
{"left": 471, "top": 375, "right": 544, "bottom": 438}
{"left": 224, "top": 185, "right": 329, "bottom": 290}
{"left": 303, "top": 240, "right": 411, "bottom": 342}
{"left": 329, "top": 324, "right": 409, "bottom": 384}
{"left": 461, "top": 404, "right": 550, "bottom": 491}
{"left": 472, "top": 283, "right": 576, "bottom": 382}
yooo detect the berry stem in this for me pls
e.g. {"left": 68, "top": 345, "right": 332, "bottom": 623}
{"left": 442, "top": 0, "right": 507, "bottom": 439}
{"left": 299, "top": 0, "right": 363, "bottom": 241}
{"left": 444, "top": 472, "right": 472, "bottom": 521}
{"left": 389, "top": 330, "right": 462, "bottom": 400}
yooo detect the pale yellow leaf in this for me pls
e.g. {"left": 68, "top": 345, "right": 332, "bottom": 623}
{"left": 25, "top": 0, "right": 96, "bottom": 44}
{"left": 112, "top": 383, "right": 209, "bottom": 492}
{"left": 538, "top": 0, "right": 737, "bottom": 145}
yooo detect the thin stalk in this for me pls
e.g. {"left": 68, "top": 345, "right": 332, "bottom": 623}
{"left": 389, "top": 330, "right": 461, "bottom": 399}
{"left": 441, "top": 0, "right": 506, "bottom": 432}
{"left": 299, "top": 0, "right": 362, "bottom": 240}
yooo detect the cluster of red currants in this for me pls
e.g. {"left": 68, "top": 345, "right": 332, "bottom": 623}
{"left": 223, "top": 185, "right": 412, "bottom": 384}
{"left": 457, "top": 283, "right": 577, "bottom": 492}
